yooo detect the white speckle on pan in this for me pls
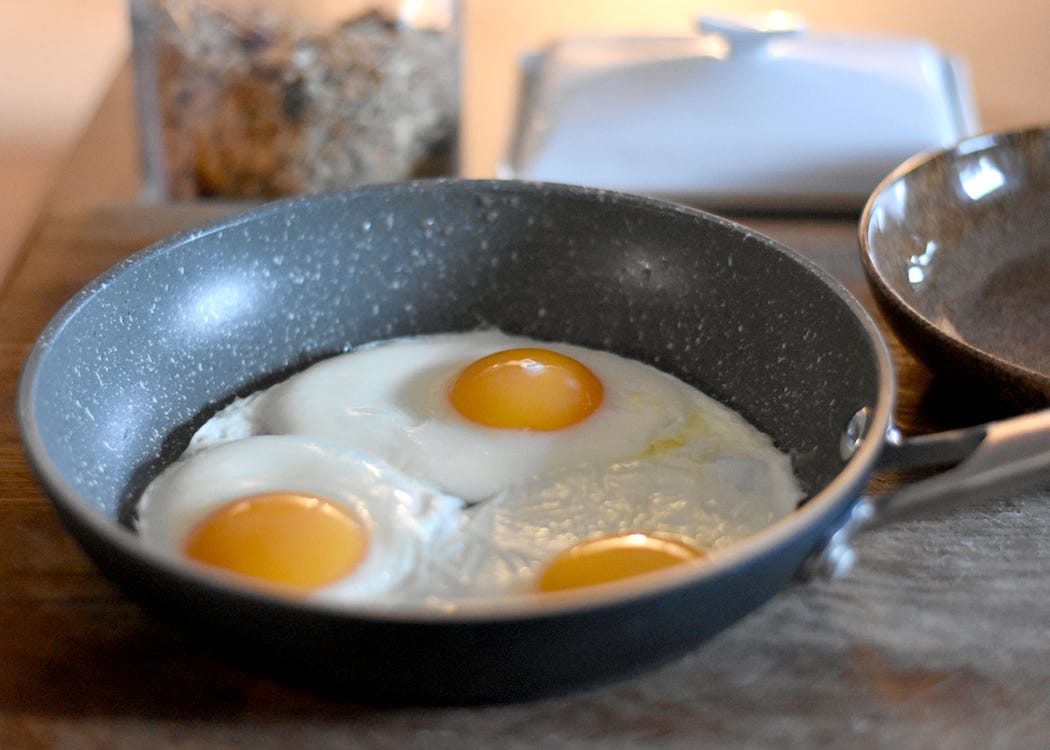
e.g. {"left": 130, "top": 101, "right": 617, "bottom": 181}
{"left": 76, "top": 401, "right": 96, "bottom": 422}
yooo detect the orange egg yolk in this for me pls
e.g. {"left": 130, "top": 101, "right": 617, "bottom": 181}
{"left": 535, "top": 533, "right": 706, "bottom": 593}
{"left": 449, "top": 347, "right": 604, "bottom": 430}
{"left": 183, "top": 492, "right": 368, "bottom": 594}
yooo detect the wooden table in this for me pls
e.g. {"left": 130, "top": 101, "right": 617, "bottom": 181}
{"left": 2, "top": 67, "right": 1049, "bottom": 749}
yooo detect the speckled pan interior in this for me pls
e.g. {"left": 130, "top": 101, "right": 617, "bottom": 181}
{"left": 19, "top": 180, "right": 891, "bottom": 704}
{"left": 861, "top": 126, "right": 1050, "bottom": 408}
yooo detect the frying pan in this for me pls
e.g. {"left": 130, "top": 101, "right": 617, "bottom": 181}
{"left": 17, "top": 180, "right": 1050, "bottom": 704}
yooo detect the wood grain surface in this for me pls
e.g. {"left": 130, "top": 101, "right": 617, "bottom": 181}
{"left": 1, "top": 65, "right": 1048, "bottom": 750}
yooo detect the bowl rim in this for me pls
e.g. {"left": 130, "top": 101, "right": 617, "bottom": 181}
{"left": 859, "top": 125, "right": 1050, "bottom": 394}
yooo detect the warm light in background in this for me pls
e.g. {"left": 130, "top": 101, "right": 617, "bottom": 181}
{"left": 460, "top": 0, "right": 1043, "bottom": 177}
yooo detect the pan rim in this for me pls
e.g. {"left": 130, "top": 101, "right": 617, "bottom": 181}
{"left": 18, "top": 178, "right": 897, "bottom": 624}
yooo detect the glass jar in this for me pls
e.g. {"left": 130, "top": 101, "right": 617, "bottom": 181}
{"left": 130, "top": 0, "right": 459, "bottom": 199}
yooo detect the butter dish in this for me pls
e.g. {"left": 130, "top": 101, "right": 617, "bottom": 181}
{"left": 500, "top": 15, "right": 981, "bottom": 211}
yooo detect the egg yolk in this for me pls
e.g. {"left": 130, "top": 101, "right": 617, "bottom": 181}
{"left": 535, "top": 533, "right": 705, "bottom": 593}
{"left": 184, "top": 492, "right": 367, "bottom": 594}
{"left": 449, "top": 347, "right": 604, "bottom": 430}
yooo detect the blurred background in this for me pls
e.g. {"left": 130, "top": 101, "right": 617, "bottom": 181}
{"left": 2, "top": 1, "right": 1049, "bottom": 278}
{"left": 0, "top": 0, "right": 126, "bottom": 279}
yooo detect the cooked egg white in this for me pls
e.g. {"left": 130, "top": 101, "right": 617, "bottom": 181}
{"left": 136, "top": 434, "right": 463, "bottom": 602}
{"left": 188, "top": 330, "right": 714, "bottom": 501}
{"left": 137, "top": 330, "right": 804, "bottom": 605}
{"left": 426, "top": 390, "right": 803, "bottom": 599}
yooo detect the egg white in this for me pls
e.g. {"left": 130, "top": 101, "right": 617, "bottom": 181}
{"left": 140, "top": 330, "right": 804, "bottom": 606}
{"left": 136, "top": 434, "right": 464, "bottom": 602}
{"left": 427, "top": 389, "right": 804, "bottom": 600}
{"left": 188, "top": 330, "right": 712, "bottom": 502}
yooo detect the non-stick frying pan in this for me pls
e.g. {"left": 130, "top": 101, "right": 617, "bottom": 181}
{"left": 17, "top": 180, "right": 1050, "bottom": 704}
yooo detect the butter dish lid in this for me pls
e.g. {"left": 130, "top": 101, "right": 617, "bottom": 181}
{"left": 500, "top": 14, "right": 981, "bottom": 211}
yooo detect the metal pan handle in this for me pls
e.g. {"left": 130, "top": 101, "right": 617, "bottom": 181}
{"left": 802, "top": 408, "right": 1050, "bottom": 580}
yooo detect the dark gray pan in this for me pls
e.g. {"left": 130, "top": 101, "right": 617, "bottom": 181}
{"left": 17, "top": 180, "right": 1050, "bottom": 704}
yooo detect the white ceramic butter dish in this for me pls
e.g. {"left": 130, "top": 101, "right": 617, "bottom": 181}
{"left": 500, "top": 15, "right": 981, "bottom": 211}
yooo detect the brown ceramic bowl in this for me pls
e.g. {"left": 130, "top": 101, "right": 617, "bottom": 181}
{"left": 860, "top": 126, "right": 1050, "bottom": 409}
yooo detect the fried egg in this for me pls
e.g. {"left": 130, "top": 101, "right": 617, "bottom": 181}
{"left": 424, "top": 388, "right": 803, "bottom": 599}
{"left": 187, "top": 330, "right": 717, "bottom": 501}
{"left": 136, "top": 434, "right": 463, "bottom": 602}
{"left": 137, "top": 330, "right": 804, "bottom": 604}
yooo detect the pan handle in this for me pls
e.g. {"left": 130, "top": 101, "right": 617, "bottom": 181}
{"left": 802, "top": 408, "right": 1050, "bottom": 580}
